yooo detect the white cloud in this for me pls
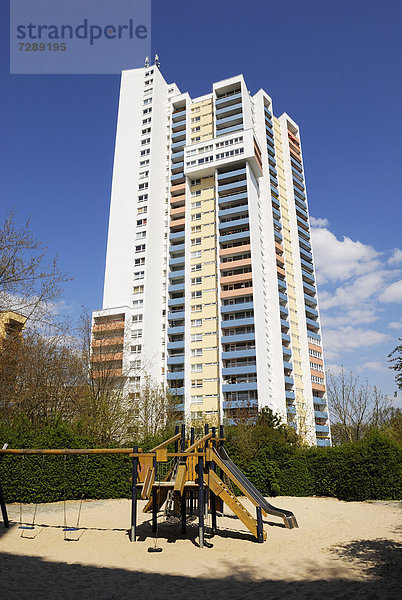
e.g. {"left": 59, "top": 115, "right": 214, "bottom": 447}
{"left": 325, "top": 363, "right": 345, "bottom": 376}
{"left": 379, "top": 280, "right": 402, "bottom": 303}
{"left": 388, "top": 248, "right": 402, "bottom": 265}
{"left": 310, "top": 225, "right": 380, "bottom": 284}
{"left": 320, "top": 307, "right": 378, "bottom": 328}
{"left": 319, "top": 271, "right": 388, "bottom": 310}
{"left": 322, "top": 326, "right": 390, "bottom": 353}
{"left": 388, "top": 318, "right": 402, "bottom": 329}
{"left": 309, "top": 216, "right": 329, "bottom": 228}
{"left": 359, "top": 361, "right": 389, "bottom": 374}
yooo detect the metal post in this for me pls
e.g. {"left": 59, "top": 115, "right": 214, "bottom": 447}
{"left": 174, "top": 425, "right": 180, "bottom": 453}
{"left": 189, "top": 427, "right": 195, "bottom": 513}
{"left": 0, "top": 448, "right": 9, "bottom": 528}
{"left": 198, "top": 454, "right": 204, "bottom": 548}
{"left": 210, "top": 427, "right": 217, "bottom": 533}
{"left": 219, "top": 424, "right": 224, "bottom": 447}
{"left": 256, "top": 506, "right": 264, "bottom": 543}
{"left": 152, "top": 454, "right": 157, "bottom": 533}
{"left": 130, "top": 445, "right": 138, "bottom": 542}
{"left": 181, "top": 491, "right": 186, "bottom": 534}
{"left": 180, "top": 423, "right": 186, "bottom": 452}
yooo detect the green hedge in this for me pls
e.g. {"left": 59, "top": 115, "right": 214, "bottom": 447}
{"left": 0, "top": 421, "right": 401, "bottom": 504}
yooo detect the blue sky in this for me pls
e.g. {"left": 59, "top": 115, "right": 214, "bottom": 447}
{"left": 1, "top": 0, "right": 401, "bottom": 396}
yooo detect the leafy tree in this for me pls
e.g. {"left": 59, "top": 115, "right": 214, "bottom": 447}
{"left": 388, "top": 338, "right": 402, "bottom": 390}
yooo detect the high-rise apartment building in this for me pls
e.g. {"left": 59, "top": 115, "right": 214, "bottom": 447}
{"left": 92, "top": 64, "right": 331, "bottom": 446}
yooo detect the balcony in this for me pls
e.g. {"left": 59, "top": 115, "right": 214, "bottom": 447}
{"left": 219, "top": 217, "right": 250, "bottom": 231}
{"left": 168, "top": 283, "right": 185, "bottom": 293}
{"left": 170, "top": 243, "right": 185, "bottom": 254}
{"left": 169, "top": 269, "right": 185, "bottom": 281}
{"left": 222, "top": 382, "right": 258, "bottom": 392}
{"left": 167, "top": 340, "right": 185, "bottom": 350}
{"left": 315, "top": 425, "right": 330, "bottom": 434}
{"left": 280, "top": 318, "right": 290, "bottom": 330}
{"left": 167, "top": 371, "right": 185, "bottom": 380}
{"left": 303, "top": 281, "right": 316, "bottom": 295}
{"left": 218, "top": 167, "right": 246, "bottom": 181}
{"left": 316, "top": 439, "right": 331, "bottom": 447}
{"left": 222, "top": 399, "right": 258, "bottom": 411}
{"left": 219, "top": 230, "right": 250, "bottom": 244}
{"left": 308, "top": 330, "right": 321, "bottom": 342}
{"left": 218, "top": 180, "right": 247, "bottom": 194}
{"left": 216, "top": 123, "right": 244, "bottom": 136}
{"left": 284, "top": 375, "right": 294, "bottom": 386}
{"left": 286, "top": 390, "right": 295, "bottom": 400}
{"left": 167, "top": 355, "right": 185, "bottom": 365}
{"left": 306, "top": 306, "right": 319, "bottom": 319}
{"left": 172, "top": 118, "right": 186, "bottom": 129}
{"left": 215, "top": 91, "right": 242, "bottom": 106}
{"left": 221, "top": 332, "right": 255, "bottom": 344}
{"left": 221, "top": 317, "right": 254, "bottom": 329}
{"left": 314, "top": 410, "right": 328, "bottom": 419}
{"left": 282, "top": 333, "right": 291, "bottom": 343}
{"left": 168, "top": 311, "right": 184, "bottom": 321}
{"left": 169, "top": 255, "right": 185, "bottom": 266}
{"left": 172, "top": 130, "right": 186, "bottom": 141}
{"left": 222, "top": 365, "right": 257, "bottom": 376}
{"left": 304, "top": 293, "right": 317, "bottom": 307}
{"left": 222, "top": 349, "right": 256, "bottom": 359}
{"left": 215, "top": 102, "right": 243, "bottom": 117}
{"left": 282, "top": 346, "right": 292, "bottom": 357}
{"left": 300, "top": 247, "right": 313, "bottom": 261}
{"left": 168, "top": 296, "right": 185, "bottom": 307}
{"left": 171, "top": 140, "right": 186, "bottom": 149}
{"left": 298, "top": 225, "right": 310, "bottom": 240}
{"left": 283, "top": 361, "right": 293, "bottom": 371}
{"left": 168, "top": 387, "right": 185, "bottom": 395}
{"left": 171, "top": 151, "right": 184, "bottom": 161}
{"left": 221, "top": 301, "right": 253, "bottom": 314}
{"left": 306, "top": 317, "right": 319, "bottom": 330}
{"left": 169, "top": 230, "right": 185, "bottom": 241}
{"left": 218, "top": 191, "right": 248, "bottom": 206}
{"left": 168, "top": 325, "right": 185, "bottom": 335}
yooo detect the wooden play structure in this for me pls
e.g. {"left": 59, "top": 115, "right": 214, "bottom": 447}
{"left": 0, "top": 425, "right": 298, "bottom": 547}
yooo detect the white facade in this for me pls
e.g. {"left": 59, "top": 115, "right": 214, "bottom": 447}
{"left": 93, "top": 65, "right": 331, "bottom": 446}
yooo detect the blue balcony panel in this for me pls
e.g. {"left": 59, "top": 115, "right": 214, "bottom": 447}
{"left": 286, "top": 390, "right": 295, "bottom": 400}
{"left": 280, "top": 306, "right": 289, "bottom": 317}
{"left": 315, "top": 425, "right": 330, "bottom": 434}
{"left": 302, "top": 268, "right": 315, "bottom": 284}
{"left": 169, "top": 269, "right": 185, "bottom": 280}
{"left": 222, "top": 333, "right": 255, "bottom": 344}
{"left": 171, "top": 130, "right": 186, "bottom": 141}
{"left": 306, "top": 317, "right": 319, "bottom": 329}
{"left": 221, "top": 302, "right": 253, "bottom": 314}
{"left": 167, "top": 371, "right": 184, "bottom": 380}
{"left": 218, "top": 180, "right": 247, "bottom": 193}
{"left": 168, "top": 311, "right": 185, "bottom": 321}
{"left": 221, "top": 317, "right": 254, "bottom": 329}
{"left": 284, "top": 375, "right": 294, "bottom": 385}
{"left": 168, "top": 325, "right": 185, "bottom": 335}
{"left": 298, "top": 225, "right": 310, "bottom": 240}
{"left": 313, "top": 395, "right": 326, "bottom": 405}
{"left": 168, "top": 387, "right": 185, "bottom": 395}
{"left": 167, "top": 355, "right": 185, "bottom": 365}
{"left": 282, "top": 346, "right": 292, "bottom": 357}
{"left": 218, "top": 191, "right": 248, "bottom": 206}
{"left": 216, "top": 123, "right": 244, "bottom": 136}
{"left": 172, "top": 118, "right": 186, "bottom": 128}
{"left": 215, "top": 91, "right": 242, "bottom": 106}
{"left": 216, "top": 113, "right": 243, "bottom": 128}
{"left": 219, "top": 217, "right": 249, "bottom": 231}
{"left": 167, "top": 341, "right": 184, "bottom": 350}
{"left": 303, "top": 281, "right": 316, "bottom": 294}
{"left": 222, "top": 349, "right": 256, "bottom": 360}
{"left": 171, "top": 162, "right": 184, "bottom": 172}
{"left": 280, "top": 319, "right": 290, "bottom": 329}
{"left": 169, "top": 230, "right": 185, "bottom": 241}
{"left": 168, "top": 296, "right": 185, "bottom": 307}
{"left": 169, "top": 256, "right": 185, "bottom": 266}
{"left": 287, "top": 405, "right": 296, "bottom": 414}
{"left": 222, "top": 366, "right": 257, "bottom": 376}
{"left": 306, "top": 306, "right": 319, "bottom": 318}
{"left": 171, "top": 140, "right": 185, "bottom": 149}
{"left": 283, "top": 361, "right": 293, "bottom": 370}
{"left": 222, "top": 399, "right": 258, "bottom": 411}
{"left": 218, "top": 167, "right": 246, "bottom": 181}
{"left": 278, "top": 280, "right": 287, "bottom": 292}
{"left": 171, "top": 173, "right": 185, "bottom": 182}
{"left": 218, "top": 204, "right": 249, "bottom": 219}
{"left": 304, "top": 293, "right": 317, "bottom": 307}
{"left": 274, "top": 230, "right": 283, "bottom": 242}
{"left": 278, "top": 292, "right": 288, "bottom": 304}
{"left": 170, "top": 243, "right": 185, "bottom": 254}
{"left": 168, "top": 283, "right": 185, "bottom": 293}
{"left": 308, "top": 330, "right": 321, "bottom": 342}
{"left": 222, "top": 382, "right": 258, "bottom": 392}
{"left": 171, "top": 151, "right": 184, "bottom": 161}
{"left": 314, "top": 410, "right": 328, "bottom": 419}
{"left": 281, "top": 333, "right": 291, "bottom": 343}
{"left": 316, "top": 439, "right": 331, "bottom": 447}
{"left": 300, "top": 247, "right": 313, "bottom": 261}
{"left": 215, "top": 102, "right": 243, "bottom": 116}
{"left": 219, "top": 231, "right": 250, "bottom": 244}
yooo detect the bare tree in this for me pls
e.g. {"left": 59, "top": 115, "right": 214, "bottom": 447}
{"left": 388, "top": 338, "right": 402, "bottom": 390}
{"left": 0, "top": 210, "right": 68, "bottom": 344}
{"left": 327, "top": 368, "right": 393, "bottom": 444}
{"left": 129, "top": 375, "right": 175, "bottom": 440}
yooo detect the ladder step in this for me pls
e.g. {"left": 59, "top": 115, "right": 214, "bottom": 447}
{"left": 19, "top": 525, "right": 34, "bottom": 530}
{"left": 63, "top": 527, "right": 79, "bottom": 531}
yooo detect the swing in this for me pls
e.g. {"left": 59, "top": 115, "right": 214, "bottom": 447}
{"left": 19, "top": 454, "right": 45, "bottom": 532}
{"left": 63, "top": 454, "right": 88, "bottom": 535}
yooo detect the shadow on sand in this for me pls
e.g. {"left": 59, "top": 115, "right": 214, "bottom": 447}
{"left": 0, "top": 537, "right": 400, "bottom": 599}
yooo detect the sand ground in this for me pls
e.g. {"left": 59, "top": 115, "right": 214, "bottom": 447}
{"left": 0, "top": 496, "right": 400, "bottom": 599}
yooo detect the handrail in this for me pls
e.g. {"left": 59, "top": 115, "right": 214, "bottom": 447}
{"left": 186, "top": 432, "right": 213, "bottom": 453}
{"left": 0, "top": 448, "right": 137, "bottom": 455}
{"left": 149, "top": 432, "right": 181, "bottom": 452}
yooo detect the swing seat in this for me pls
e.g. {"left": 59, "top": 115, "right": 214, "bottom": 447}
{"left": 19, "top": 525, "right": 35, "bottom": 530}
{"left": 63, "top": 527, "right": 79, "bottom": 531}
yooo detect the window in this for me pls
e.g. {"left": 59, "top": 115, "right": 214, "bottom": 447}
{"left": 191, "top": 290, "right": 202, "bottom": 299}
{"left": 191, "top": 179, "right": 201, "bottom": 185}
{"left": 191, "top": 126, "right": 200, "bottom": 133}
{"left": 131, "top": 345, "right": 142, "bottom": 354}
{"left": 133, "top": 271, "right": 144, "bottom": 280}
{"left": 144, "top": 78, "right": 153, "bottom": 85}
{"left": 130, "top": 359, "right": 141, "bottom": 369}
{"left": 191, "top": 379, "right": 203, "bottom": 388}
{"left": 191, "top": 226, "right": 201, "bottom": 233}
{"left": 142, "top": 118, "right": 151, "bottom": 125}
{"left": 191, "top": 190, "right": 201, "bottom": 197}
{"left": 141, "top": 138, "right": 150, "bottom": 146}
{"left": 140, "top": 149, "right": 150, "bottom": 156}
{"left": 191, "top": 348, "right": 202, "bottom": 357}
{"left": 134, "top": 257, "right": 145, "bottom": 266}
{"left": 135, "top": 244, "right": 146, "bottom": 253}
{"left": 191, "top": 364, "right": 203, "bottom": 372}
{"left": 191, "top": 213, "right": 201, "bottom": 221}
{"left": 143, "top": 107, "right": 152, "bottom": 114}
{"left": 136, "top": 231, "right": 146, "bottom": 240}
{"left": 191, "top": 263, "right": 201, "bottom": 272}
{"left": 132, "top": 314, "right": 143, "bottom": 323}
{"left": 191, "top": 238, "right": 201, "bottom": 246}
{"left": 138, "top": 194, "right": 148, "bottom": 202}
{"left": 132, "top": 328, "right": 142, "bottom": 339}
{"left": 191, "top": 333, "right": 202, "bottom": 342}
{"left": 191, "top": 250, "right": 201, "bottom": 259}
{"left": 133, "top": 286, "right": 144, "bottom": 294}
{"left": 137, "top": 219, "right": 147, "bottom": 226}
{"left": 191, "top": 201, "right": 201, "bottom": 209}
{"left": 191, "top": 277, "right": 202, "bottom": 285}
{"left": 133, "top": 299, "right": 143, "bottom": 308}
{"left": 192, "top": 136, "right": 201, "bottom": 142}
{"left": 138, "top": 182, "right": 148, "bottom": 190}
{"left": 191, "top": 116, "right": 200, "bottom": 123}
{"left": 191, "top": 395, "right": 203, "bottom": 404}
{"left": 141, "top": 128, "right": 151, "bottom": 135}
{"left": 139, "top": 159, "right": 150, "bottom": 166}
{"left": 137, "top": 206, "right": 147, "bottom": 214}
{"left": 191, "top": 319, "right": 202, "bottom": 327}
{"left": 191, "top": 305, "right": 202, "bottom": 313}
{"left": 143, "top": 98, "right": 152, "bottom": 105}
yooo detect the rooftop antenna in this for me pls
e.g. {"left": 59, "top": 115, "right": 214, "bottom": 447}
{"left": 145, "top": 56, "right": 149, "bottom": 68}
{"left": 154, "top": 54, "right": 160, "bottom": 68}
